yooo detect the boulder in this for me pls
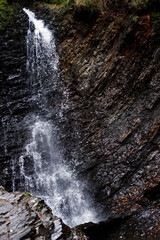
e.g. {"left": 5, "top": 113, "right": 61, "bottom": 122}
{"left": 0, "top": 186, "right": 71, "bottom": 240}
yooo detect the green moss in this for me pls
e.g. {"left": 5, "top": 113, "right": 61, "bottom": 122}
{"left": 22, "top": 192, "right": 32, "bottom": 198}
{"left": 36, "top": 201, "right": 46, "bottom": 212}
{"left": 75, "top": 0, "right": 102, "bottom": 9}
{"left": 0, "top": 0, "right": 14, "bottom": 30}
{"left": 46, "top": 0, "right": 102, "bottom": 11}
{"left": 45, "top": 0, "right": 74, "bottom": 9}
{"left": 130, "top": 0, "right": 159, "bottom": 10}
{"left": 130, "top": 0, "right": 148, "bottom": 9}
{"left": 132, "top": 15, "right": 139, "bottom": 22}
{"left": 151, "top": 12, "right": 160, "bottom": 23}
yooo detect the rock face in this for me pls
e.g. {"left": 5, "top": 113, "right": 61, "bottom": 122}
{"left": 0, "top": 9, "right": 29, "bottom": 190}
{"left": 52, "top": 5, "right": 160, "bottom": 238}
{"left": 0, "top": 7, "right": 64, "bottom": 193}
{"left": 0, "top": 2, "right": 160, "bottom": 239}
{"left": 0, "top": 186, "right": 71, "bottom": 240}
{"left": 1, "top": 182, "right": 159, "bottom": 239}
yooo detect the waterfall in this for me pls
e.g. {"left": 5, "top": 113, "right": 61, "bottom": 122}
{"left": 20, "top": 8, "right": 97, "bottom": 227}
{"left": 24, "top": 8, "right": 58, "bottom": 86}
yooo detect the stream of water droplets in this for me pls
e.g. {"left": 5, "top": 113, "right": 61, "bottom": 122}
{"left": 20, "top": 8, "right": 98, "bottom": 227}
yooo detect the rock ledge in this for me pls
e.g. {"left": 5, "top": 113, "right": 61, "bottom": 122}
{"left": 0, "top": 186, "right": 70, "bottom": 240}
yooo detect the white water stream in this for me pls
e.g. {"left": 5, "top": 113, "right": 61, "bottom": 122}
{"left": 20, "top": 8, "right": 97, "bottom": 227}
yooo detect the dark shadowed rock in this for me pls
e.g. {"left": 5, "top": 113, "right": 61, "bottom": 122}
{"left": 52, "top": 4, "right": 160, "bottom": 238}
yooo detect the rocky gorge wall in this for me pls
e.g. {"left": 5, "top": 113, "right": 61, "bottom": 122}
{"left": 51, "top": 4, "right": 160, "bottom": 238}
{"left": 0, "top": 1, "right": 160, "bottom": 239}
{"left": 0, "top": 5, "right": 65, "bottom": 193}
{"left": 0, "top": 9, "right": 29, "bottom": 190}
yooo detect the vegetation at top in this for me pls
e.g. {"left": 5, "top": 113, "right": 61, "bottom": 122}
{"left": 0, "top": 0, "right": 14, "bottom": 30}
{"left": 75, "top": 0, "right": 102, "bottom": 8}
{"left": 0, "top": 0, "right": 159, "bottom": 28}
{"left": 44, "top": 0, "right": 160, "bottom": 24}
{"left": 1, "top": 0, "right": 159, "bottom": 12}
{"left": 45, "top": 0, "right": 103, "bottom": 10}
{"left": 45, "top": 0, "right": 159, "bottom": 7}
{"left": 130, "top": 0, "right": 159, "bottom": 9}
{"left": 43, "top": 0, "right": 160, "bottom": 18}
{"left": 151, "top": 11, "right": 160, "bottom": 23}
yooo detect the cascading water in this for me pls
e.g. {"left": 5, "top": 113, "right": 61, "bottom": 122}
{"left": 19, "top": 8, "right": 98, "bottom": 227}
{"left": 24, "top": 8, "right": 58, "bottom": 86}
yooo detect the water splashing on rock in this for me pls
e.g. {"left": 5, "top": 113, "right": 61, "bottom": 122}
{"left": 20, "top": 8, "right": 98, "bottom": 227}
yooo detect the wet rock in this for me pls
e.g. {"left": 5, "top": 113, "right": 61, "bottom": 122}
{"left": 0, "top": 7, "right": 64, "bottom": 193}
{"left": 51, "top": 4, "right": 160, "bottom": 238}
{"left": 0, "top": 186, "right": 71, "bottom": 240}
{"left": 0, "top": 202, "right": 14, "bottom": 214}
{"left": 1, "top": 3, "right": 160, "bottom": 239}
{"left": 74, "top": 201, "right": 160, "bottom": 239}
{"left": 0, "top": 9, "right": 29, "bottom": 191}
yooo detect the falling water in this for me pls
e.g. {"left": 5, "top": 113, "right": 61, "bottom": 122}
{"left": 24, "top": 8, "right": 58, "bottom": 86}
{"left": 20, "top": 8, "right": 97, "bottom": 227}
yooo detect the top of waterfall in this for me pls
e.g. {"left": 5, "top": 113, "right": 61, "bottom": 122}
{"left": 23, "top": 8, "right": 53, "bottom": 44}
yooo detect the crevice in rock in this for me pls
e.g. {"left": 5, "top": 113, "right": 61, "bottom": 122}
{"left": 144, "top": 183, "right": 160, "bottom": 201}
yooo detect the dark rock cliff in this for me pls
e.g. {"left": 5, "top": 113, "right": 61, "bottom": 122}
{"left": 52, "top": 5, "right": 160, "bottom": 238}
{"left": 0, "top": 1, "right": 160, "bottom": 239}
{"left": 0, "top": 6, "right": 63, "bottom": 193}
{"left": 0, "top": 9, "right": 28, "bottom": 190}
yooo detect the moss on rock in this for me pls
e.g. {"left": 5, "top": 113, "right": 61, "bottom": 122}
{"left": 0, "top": 0, "right": 14, "bottom": 30}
